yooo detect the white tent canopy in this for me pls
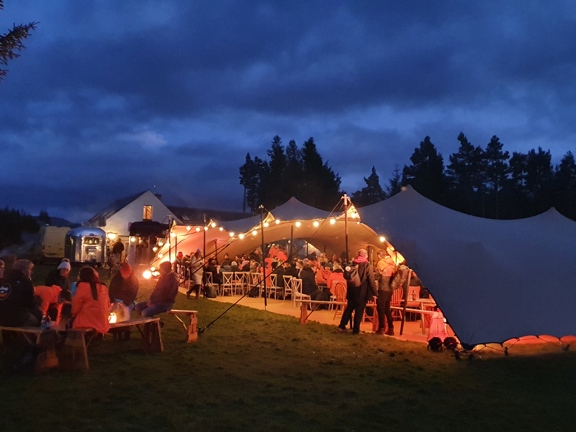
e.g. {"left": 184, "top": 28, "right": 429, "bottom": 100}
{"left": 360, "top": 186, "right": 576, "bottom": 347}
{"left": 217, "top": 197, "right": 385, "bottom": 261}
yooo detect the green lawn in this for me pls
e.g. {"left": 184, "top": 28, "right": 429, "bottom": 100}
{"left": 1, "top": 266, "right": 575, "bottom": 431}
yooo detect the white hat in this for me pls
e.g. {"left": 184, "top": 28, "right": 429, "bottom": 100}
{"left": 58, "top": 261, "right": 71, "bottom": 271}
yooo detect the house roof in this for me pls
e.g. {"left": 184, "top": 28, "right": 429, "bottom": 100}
{"left": 87, "top": 190, "right": 150, "bottom": 224}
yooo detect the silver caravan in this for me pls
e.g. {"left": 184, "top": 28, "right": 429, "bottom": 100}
{"left": 65, "top": 227, "right": 107, "bottom": 265}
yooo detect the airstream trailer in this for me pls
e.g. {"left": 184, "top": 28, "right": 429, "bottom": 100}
{"left": 65, "top": 227, "right": 107, "bottom": 265}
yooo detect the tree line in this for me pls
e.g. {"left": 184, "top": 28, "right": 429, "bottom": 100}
{"left": 239, "top": 133, "right": 576, "bottom": 221}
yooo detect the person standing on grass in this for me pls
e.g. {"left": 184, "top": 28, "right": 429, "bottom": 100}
{"left": 186, "top": 249, "right": 204, "bottom": 299}
{"left": 337, "top": 249, "right": 377, "bottom": 335}
{"left": 375, "top": 250, "right": 397, "bottom": 336}
{"left": 111, "top": 238, "right": 125, "bottom": 265}
{"left": 136, "top": 261, "right": 178, "bottom": 317}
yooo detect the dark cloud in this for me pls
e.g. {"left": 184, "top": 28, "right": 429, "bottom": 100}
{"left": 2, "top": 1, "right": 576, "bottom": 222}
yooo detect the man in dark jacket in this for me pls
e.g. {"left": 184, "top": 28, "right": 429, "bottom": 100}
{"left": 0, "top": 259, "right": 42, "bottom": 327}
{"left": 299, "top": 262, "right": 317, "bottom": 296}
{"left": 109, "top": 262, "right": 139, "bottom": 309}
{"left": 135, "top": 261, "right": 178, "bottom": 317}
{"left": 337, "top": 249, "right": 377, "bottom": 334}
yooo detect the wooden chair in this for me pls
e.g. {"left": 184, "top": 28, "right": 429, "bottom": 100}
{"left": 220, "top": 272, "right": 234, "bottom": 296}
{"left": 331, "top": 280, "right": 347, "bottom": 320}
{"left": 231, "top": 272, "right": 244, "bottom": 295}
{"left": 282, "top": 275, "right": 293, "bottom": 300}
{"left": 250, "top": 272, "right": 262, "bottom": 295}
{"left": 204, "top": 272, "right": 219, "bottom": 295}
{"left": 236, "top": 271, "right": 250, "bottom": 294}
{"left": 291, "top": 278, "right": 310, "bottom": 308}
{"left": 267, "top": 274, "right": 282, "bottom": 299}
{"left": 390, "top": 288, "right": 404, "bottom": 320}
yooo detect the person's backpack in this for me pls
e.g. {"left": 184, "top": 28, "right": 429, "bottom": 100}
{"left": 344, "top": 265, "right": 361, "bottom": 288}
{"left": 389, "top": 264, "right": 409, "bottom": 291}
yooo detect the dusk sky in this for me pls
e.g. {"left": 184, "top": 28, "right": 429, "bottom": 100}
{"left": 2, "top": 1, "right": 576, "bottom": 223}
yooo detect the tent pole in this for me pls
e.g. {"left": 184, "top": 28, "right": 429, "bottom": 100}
{"left": 290, "top": 225, "right": 294, "bottom": 259}
{"left": 343, "top": 194, "right": 350, "bottom": 263}
{"left": 259, "top": 205, "right": 267, "bottom": 309}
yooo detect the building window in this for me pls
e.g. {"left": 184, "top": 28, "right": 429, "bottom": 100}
{"left": 143, "top": 205, "right": 153, "bottom": 220}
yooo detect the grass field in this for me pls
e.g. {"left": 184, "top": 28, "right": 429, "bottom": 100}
{"left": 1, "top": 265, "right": 576, "bottom": 431}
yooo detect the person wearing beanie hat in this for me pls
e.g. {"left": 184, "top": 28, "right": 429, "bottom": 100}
{"left": 45, "top": 258, "right": 72, "bottom": 302}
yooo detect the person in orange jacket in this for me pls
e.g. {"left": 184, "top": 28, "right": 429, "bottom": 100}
{"left": 34, "top": 284, "right": 62, "bottom": 322}
{"left": 71, "top": 266, "right": 110, "bottom": 334}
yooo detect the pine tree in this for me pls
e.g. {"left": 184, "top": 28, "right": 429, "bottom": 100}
{"left": 483, "top": 136, "right": 510, "bottom": 218}
{"left": 402, "top": 136, "right": 447, "bottom": 203}
{"left": 0, "top": 0, "right": 38, "bottom": 81}
{"left": 446, "top": 132, "right": 486, "bottom": 215}
{"left": 352, "top": 166, "right": 386, "bottom": 207}
{"left": 387, "top": 165, "right": 403, "bottom": 197}
{"left": 554, "top": 151, "right": 576, "bottom": 219}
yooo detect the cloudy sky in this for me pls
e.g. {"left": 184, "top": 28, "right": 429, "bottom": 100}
{"left": 2, "top": 1, "right": 576, "bottom": 223}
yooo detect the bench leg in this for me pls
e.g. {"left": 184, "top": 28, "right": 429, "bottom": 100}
{"left": 61, "top": 331, "right": 90, "bottom": 370}
{"left": 300, "top": 303, "right": 308, "bottom": 324}
{"left": 140, "top": 322, "right": 164, "bottom": 352}
{"left": 186, "top": 313, "right": 198, "bottom": 343}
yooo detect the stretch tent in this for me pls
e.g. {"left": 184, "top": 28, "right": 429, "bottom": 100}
{"left": 151, "top": 197, "right": 392, "bottom": 265}
{"left": 360, "top": 186, "right": 576, "bottom": 347}
{"left": 216, "top": 197, "right": 388, "bottom": 261}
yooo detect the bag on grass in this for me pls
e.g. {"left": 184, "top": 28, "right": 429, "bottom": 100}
{"left": 204, "top": 285, "right": 217, "bottom": 298}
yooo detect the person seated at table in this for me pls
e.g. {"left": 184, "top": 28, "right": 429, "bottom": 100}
{"left": 45, "top": 258, "right": 72, "bottom": 302}
{"left": 315, "top": 262, "right": 332, "bottom": 288}
{"left": 135, "top": 261, "right": 178, "bottom": 317}
{"left": 274, "top": 261, "right": 287, "bottom": 288}
{"left": 34, "top": 284, "right": 63, "bottom": 322}
{"left": 0, "top": 259, "right": 42, "bottom": 327}
{"left": 205, "top": 259, "right": 221, "bottom": 285}
{"left": 284, "top": 261, "right": 299, "bottom": 278}
{"left": 221, "top": 253, "right": 232, "bottom": 267}
{"left": 300, "top": 262, "right": 317, "bottom": 296}
{"left": 327, "top": 262, "right": 346, "bottom": 296}
{"left": 230, "top": 261, "right": 240, "bottom": 273}
{"left": 240, "top": 255, "right": 251, "bottom": 271}
{"left": 108, "top": 262, "right": 139, "bottom": 311}
{"left": 71, "top": 266, "right": 110, "bottom": 334}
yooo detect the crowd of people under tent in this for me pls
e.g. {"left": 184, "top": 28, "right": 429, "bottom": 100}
{"left": 172, "top": 242, "right": 426, "bottom": 335}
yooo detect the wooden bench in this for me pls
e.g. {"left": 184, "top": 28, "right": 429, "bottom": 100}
{"left": 61, "top": 317, "right": 163, "bottom": 371}
{"left": 109, "top": 317, "right": 164, "bottom": 352}
{"left": 167, "top": 309, "right": 198, "bottom": 342}
{"left": 0, "top": 325, "right": 61, "bottom": 372}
